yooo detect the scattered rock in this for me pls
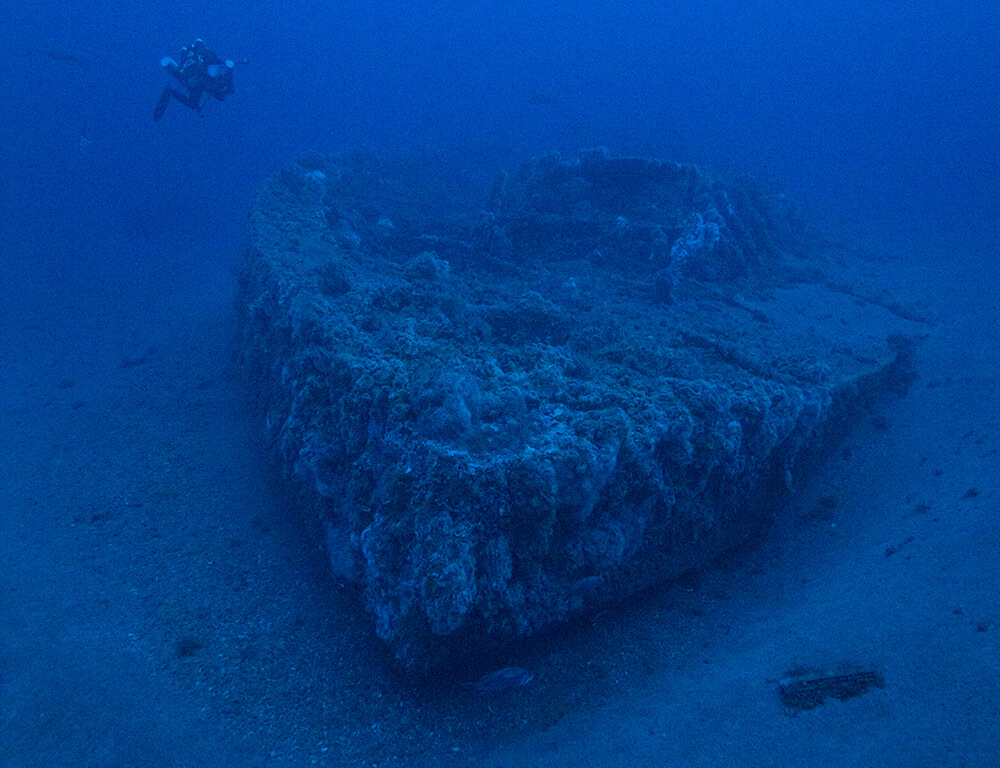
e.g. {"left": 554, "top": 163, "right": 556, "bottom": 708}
{"left": 778, "top": 665, "right": 885, "bottom": 714}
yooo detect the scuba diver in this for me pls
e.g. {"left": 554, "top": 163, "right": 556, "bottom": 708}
{"left": 154, "top": 39, "right": 238, "bottom": 120}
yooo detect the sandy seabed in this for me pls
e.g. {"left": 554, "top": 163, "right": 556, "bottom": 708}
{"left": 1, "top": 223, "right": 997, "bottom": 768}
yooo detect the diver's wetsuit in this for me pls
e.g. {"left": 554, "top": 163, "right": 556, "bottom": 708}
{"left": 154, "top": 41, "right": 235, "bottom": 120}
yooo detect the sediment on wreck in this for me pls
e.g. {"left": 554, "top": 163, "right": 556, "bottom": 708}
{"left": 237, "top": 149, "right": 925, "bottom": 674}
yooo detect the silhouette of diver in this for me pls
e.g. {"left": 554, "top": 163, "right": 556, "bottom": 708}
{"left": 154, "top": 39, "right": 238, "bottom": 120}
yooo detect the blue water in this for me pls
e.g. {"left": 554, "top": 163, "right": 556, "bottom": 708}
{"left": 4, "top": 0, "right": 998, "bottom": 254}
{"left": 2, "top": 1, "right": 999, "bottom": 766}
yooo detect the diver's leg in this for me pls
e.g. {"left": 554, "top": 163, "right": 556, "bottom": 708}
{"left": 154, "top": 86, "right": 204, "bottom": 119}
{"left": 153, "top": 86, "right": 173, "bottom": 120}
{"left": 183, "top": 87, "right": 205, "bottom": 113}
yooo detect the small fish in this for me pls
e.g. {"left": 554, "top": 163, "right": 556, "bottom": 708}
{"left": 471, "top": 666, "right": 534, "bottom": 693}
{"left": 526, "top": 91, "right": 558, "bottom": 106}
{"left": 26, "top": 47, "right": 92, "bottom": 68}
{"left": 78, "top": 124, "right": 92, "bottom": 151}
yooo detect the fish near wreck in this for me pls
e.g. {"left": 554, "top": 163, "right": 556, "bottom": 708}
{"left": 26, "top": 46, "right": 93, "bottom": 68}
{"left": 471, "top": 666, "right": 535, "bottom": 693}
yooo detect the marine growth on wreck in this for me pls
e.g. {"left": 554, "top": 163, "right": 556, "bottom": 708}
{"left": 238, "top": 149, "right": 922, "bottom": 673}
